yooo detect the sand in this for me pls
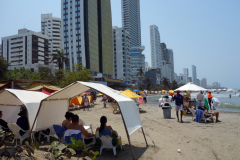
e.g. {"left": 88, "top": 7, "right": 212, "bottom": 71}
{"left": 32, "top": 97, "right": 240, "bottom": 160}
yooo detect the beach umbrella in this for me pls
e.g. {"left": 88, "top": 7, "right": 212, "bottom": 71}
{"left": 133, "top": 89, "right": 140, "bottom": 92}
{"left": 120, "top": 91, "right": 142, "bottom": 99}
{"left": 174, "top": 82, "right": 207, "bottom": 92}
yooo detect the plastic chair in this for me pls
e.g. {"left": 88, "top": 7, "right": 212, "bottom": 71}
{"left": 39, "top": 127, "right": 56, "bottom": 142}
{"left": 189, "top": 108, "right": 196, "bottom": 121}
{"left": 53, "top": 125, "right": 65, "bottom": 142}
{"left": 96, "top": 130, "right": 122, "bottom": 156}
{"left": 78, "top": 119, "right": 93, "bottom": 134}
{"left": 72, "top": 103, "right": 80, "bottom": 110}
{"left": 7, "top": 123, "right": 29, "bottom": 145}
{"left": 111, "top": 104, "right": 119, "bottom": 113}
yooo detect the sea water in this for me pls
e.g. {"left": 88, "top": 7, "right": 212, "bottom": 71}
{"left": 147, "top": 92, "right": 240, "bottom": 112}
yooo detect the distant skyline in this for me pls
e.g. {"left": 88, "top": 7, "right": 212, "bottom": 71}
{"left": 1, "top": 0, "right": 240, "bottom": 88}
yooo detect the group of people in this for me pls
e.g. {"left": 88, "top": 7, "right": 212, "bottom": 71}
{"left": 172, "top": 91, "right": 220, "bottom": 123}
{"left": 0, "top": 107, "right": 29, "bottom": 136}
{"left": 62, "top": 112, "right": 117, "bottom": 143}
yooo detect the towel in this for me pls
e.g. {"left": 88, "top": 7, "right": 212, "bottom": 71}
{"left": 99, "top": 129, "right": 117, "bottom": 138}
{"left": 53, "top": 125, "right": 65, "bottom": 141}
{"left": 64, "top": 129, "right": 82, "bottom": 144}
{"left": 196, "top": 109, "right": 204, "bottom": 123}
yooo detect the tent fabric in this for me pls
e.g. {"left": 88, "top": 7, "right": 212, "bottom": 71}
{"left": 35, "top": 81, "right": 143, "bottom": 135}
{"left": 23, "top": 82, "right": 61, "bottom": 91}
{"left": 174, "top": 82, "right": 207, "bottom": 91}
{"left": 0, "top": 89, "right": 48, "bottom": 130}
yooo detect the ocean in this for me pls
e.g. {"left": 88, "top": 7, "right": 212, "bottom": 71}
{"left": 147, "top": 92, "right": 240, "bottom": 112}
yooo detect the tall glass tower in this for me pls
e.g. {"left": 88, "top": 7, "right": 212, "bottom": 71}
{"left": 121, "top": 0, "right": 141, "bottom": 47}
{"left": 61, "top": 0, "right": 113, "bottom": 76}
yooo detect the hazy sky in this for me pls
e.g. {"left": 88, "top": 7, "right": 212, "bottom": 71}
{"left": 1, "top": 0, "right": 239, "bottom": 88}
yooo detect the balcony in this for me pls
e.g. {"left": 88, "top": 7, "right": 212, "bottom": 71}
{"left": 11, "top": 48, "right": 23, "bottom": 52}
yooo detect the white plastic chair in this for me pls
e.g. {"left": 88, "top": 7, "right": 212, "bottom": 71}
{"left": 189, "top": 108, "right": 196, "bottom": 121}
{"left": 7, "top": 123, "right": 29, "bottom": 145}
{"left": 78, "top": 118, "right": 93, "bottom": 134}
{"left": 72, "top": 103, "right": 80, "bottom": 110}
{"left": 201, "top": 112, "right": 215, "bottom": 123}
{"left": 96, "top": 130, "right": 122, "bottom": 156}
{"left": 111, "top": 104, "right": 119, "bottom": 113}
{"left": 39, "top": 127, "right": 56, "bottom": 142}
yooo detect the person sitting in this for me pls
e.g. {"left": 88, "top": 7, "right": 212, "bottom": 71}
{"left": 96, "top": 116, "right": 118, "bottom": 136}
{"left": 67, "top": 115, "right": 94, "bottom": 144}
{"left": 0, "top": 111, "right": 10, "bottom": 132}
{"left": 62, "top": 111, "right": 74, "bottom": 130}
{"left": 16, "top": 108, "right": 29, "bottom": 136}
{"left": 191, "top": 106, "right": 220, "bottom": 122}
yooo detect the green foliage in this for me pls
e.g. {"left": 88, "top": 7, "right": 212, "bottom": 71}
{"left": 171, "top": 80, "right": 179, "bottom": 90}
{"left": 0, "top": 57, "right": 10, "bottom": 80}
{"left": 161, "top": 77, "right": 171, "bottom": 90}
{"left": 0, "top": 129, "right": 38, "bottom": 159}
{"left": 136, "top": 67, "right": 145, "bottom": 76}
{"left": 5, "top": 67, "right": 32, "bottom": 80}
{"left": 51, "top": 49, "right": 69, "bottom": 70}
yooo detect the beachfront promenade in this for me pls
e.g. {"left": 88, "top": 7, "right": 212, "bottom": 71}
{"left": 33, "top": 98, "right": 240, "bottom": 160}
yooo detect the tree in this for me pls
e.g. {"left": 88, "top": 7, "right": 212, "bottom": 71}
{"left": 171, "top": 80, "right": 179, "bottom": 90}
{"left": 136, "top": 67, "right": 145, "bottom": 76}
{"left": 144, "top": 77, "right": 152, "bottom": 90}
{"left": 31, "top": 67, "right": 55, "bottom": 81}
{"left": 0, "top": 57, "right": 10, "bottom": 80}
{"left": 57, "top": 63, "right": 93, "bottom": 88}
{"left": 5, "top": 67, "right": 33, "bottom": 80}
{"left": 161, "top": 77, "right": 170, "bottom": 90}
{"left": 51, "top": 49, "right": 69, "bottom": 70}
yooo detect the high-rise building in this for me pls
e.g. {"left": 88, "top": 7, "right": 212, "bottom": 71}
{"left": 168, "top": 49, "right": 174, "bottom": 82}
{"left": 201, "top": 78, "right": 207, "bottom": 88}
{"left": 41, "top": 13, "right": 61, "bottom": 67}
{"left": 182, "top": 68, "right": 188, "bottom": 84}
{"left": 145, "top": 62, "right": 151, "bottom": 72}
{"left": 196, "top": 79, "right": 200, "bottom": 86}
{"left": 121, "top": 0, "right": 141, "bottom": 47}
{"left": 61, "top": 0, "right": 113, "bottom": 76}
{"left": 188, "top": 77, "right": 192, "bottom": 83}
{"left": 150, "top": 25, "right": 161, "bottom": 68}
{"left": 192, "top": 65, "right": 197, "bottom": 84}
{"left": 1, "top": 28, "right": 54, "bottom": 72}
{"left": 212, "top": 82, "right": 219, "bottom": 88}
{"left": 112, "top": 26, "right": 131, "bottom": 83}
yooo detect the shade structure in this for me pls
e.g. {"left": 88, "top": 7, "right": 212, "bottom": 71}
{"left": 120, "top": 90, "right": 142, "bottom": 99}
{"left": 33, "top": 81, "right": 143, "bottom": 135}
{"left": 0, "top": 89, "right": 48, "bottom": 130}
{"left": 133, "top": 89, "right": 140, "bottom": 92}
{"left": 174, "top": 82, "right": 207, "bottom": 92}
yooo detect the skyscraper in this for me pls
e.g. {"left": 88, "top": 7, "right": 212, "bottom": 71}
{"left": 182, "top": 68, "right": 188, "bottom": 84}
{"left": 201, "top": 78, "right": 207, "bottom": 88}
{"left": 41, "top": 13, "right": 61, "bottom": 67}
{"left": 150, "top": 25, "right": 161, "bottom": 69}
{"left": 61, "top": 0, "right": 113, "bottom": 76}
{"left": 192, "top": 65, "right": 197, "bottom": 84}
{"left": 121, "top": 0, "right": 141, "bottom": 47}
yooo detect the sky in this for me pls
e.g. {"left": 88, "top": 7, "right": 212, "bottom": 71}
{"left": 1, "top": 0, "right": 240, "bottom": 89}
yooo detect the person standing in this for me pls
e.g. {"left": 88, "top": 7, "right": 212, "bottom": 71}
{"left": 142, "top": 91, "right": 147, "bottom": 104}
{"left": 229, "top": 94, "right": 231, "bottom": 98}
{"left": 197, "top": 91, "right": 204, "bottom": 107}
{"left": 172, "top": 91, "right": 184, "bottom": 123}
{"left": 102, "top": 95, "right": 108, "bottom": 108}
{"left": 207, "top": 92, "right": 215, "bottom": 110}
{"left": 83, "top": 94, "right": 89, "bottom": 111}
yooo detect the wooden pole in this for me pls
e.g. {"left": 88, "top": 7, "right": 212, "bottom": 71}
{"left": 141, "top": 127, "right": 148, "bottom": 147}
{"left": 117, "top": 103, "right": 136, "bottom": 160}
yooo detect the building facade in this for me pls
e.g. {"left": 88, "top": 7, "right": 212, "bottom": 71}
{"left": 61, "top": 0, "right": 113, "bottom": 76}
{"left": 196, "top": 79, "right": 200, "bottom": 86}
{"left": 112, "top": 26, "right": 131, "bottom": 83}
{"left": 145, "top": 62, "right": 151, "bottom": 72}
{"left": 150, "top": 25, "right": 161, "bottom": 69}
{"left": 41, "top": 13, "right": 61, "bottom": 67}
{"left": 121, "top": 0, "right": 141, "bottom": 47}
{"left": 201, "top": 78, "right": 207, "bottom": 88}
{"left": 192, "top": 65, "right": 197, "bottom": 84}
{"left": 145, "top": 68, "right": 161, "bottom": 86}
{"left": 182, "top": 68, "right": 188, "bottom": 84}
{"left": 1, "top": 28, "right": 54, "bottom": 72}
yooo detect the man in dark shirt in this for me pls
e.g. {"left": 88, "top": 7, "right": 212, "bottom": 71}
{"left": 0, "top": 111, "right": 9, "bottom": 131}
{"left": 172, "top": 91, "right": 184, "bottom": 123}
{"left": 16, "top": 109, "right": 29, "bottom": 136}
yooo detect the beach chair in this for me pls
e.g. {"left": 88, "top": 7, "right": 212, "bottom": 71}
{"left": 64, "top": 129, "right": 95, "bottom": 148}
{"left": 78, "top": 118, "right": 93, "bottom": 134}
{"left": 7, "top": 123, "right": 29, "bottom": 145}
{"left": 72, "top": 103, "right": 80, "bottom": 110}
{"left": 96, "top": 130, "right": 122, "bottom": 156}
{"left": 53, "top": 125, "right": 65, "bottom": 143}
{"left": 39, "top": 127, "right": 56, "bottom": 142}
{"left": 189, "top": 108, "right": 196, "bottom": 121}
{"left": 111, "top": 104, "right": 119, "bottom": 113}
{"left": 201, "top": 112, "right": 215, "bottom": 123}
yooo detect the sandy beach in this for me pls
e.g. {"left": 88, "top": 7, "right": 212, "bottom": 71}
{"left": 32, "top": 97, "right": 240, "bottom": 160}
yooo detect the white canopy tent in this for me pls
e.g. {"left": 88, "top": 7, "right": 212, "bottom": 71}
{"left": 31, "top": 81, "right": 147, "bottom": 159}
{"left": 174, "top": 82, "right": 207, "bottom": 91}
{"left": 0, "top": 89, "right": 48, "bottom": 129}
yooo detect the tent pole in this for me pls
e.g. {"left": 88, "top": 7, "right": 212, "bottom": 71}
{"left": 117, "top": 103, "right": 136, "bottom": 160}
{"left": 141, "top": 127, "right": 148, "bottom": 147}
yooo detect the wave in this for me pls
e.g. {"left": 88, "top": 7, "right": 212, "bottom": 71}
{"left": 219, "top": 103, "right": 240, "bottom": 109}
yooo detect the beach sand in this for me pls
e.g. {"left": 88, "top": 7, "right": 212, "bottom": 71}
{"left": 32, "top": 98, "right": 240, "bottom": 160}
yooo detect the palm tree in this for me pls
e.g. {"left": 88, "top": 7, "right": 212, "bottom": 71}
{"left": 136, "top": 67, "right": 144, "bottom": 76}
{"left": 144, "top": 77, "right": 152, "bottom": 90}
{"left": 171, "top": 80, "right": 179, "bottom": 90}
{"left": 161, "top": 77, "right": 170, "bottom": 90}
{"left": 51, "top": 49, "right": 69, "bottom": 70}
